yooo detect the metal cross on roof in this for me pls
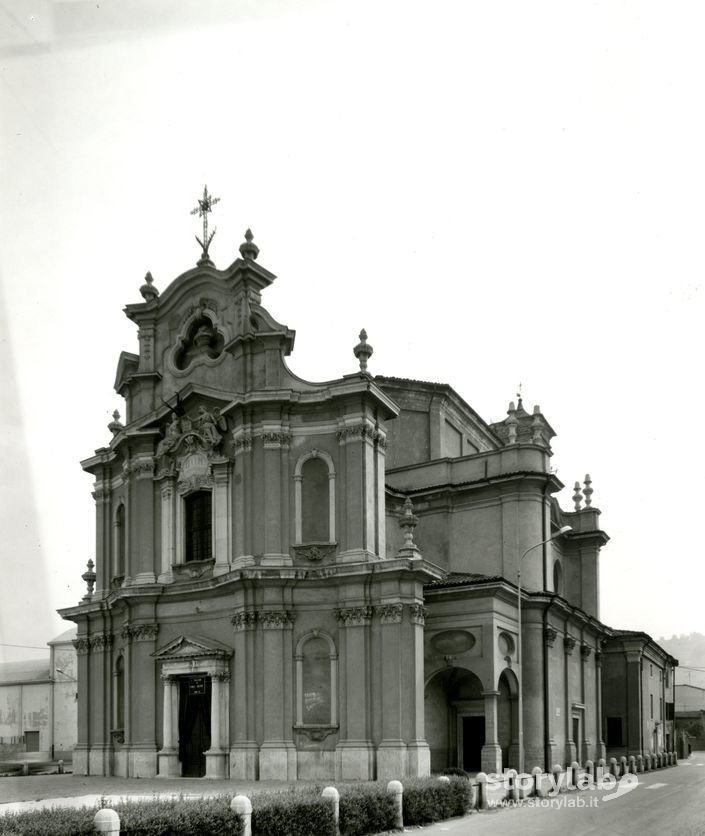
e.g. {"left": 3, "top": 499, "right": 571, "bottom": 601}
{"left": 190, "top": 185, "right": 220, "bottom": 263}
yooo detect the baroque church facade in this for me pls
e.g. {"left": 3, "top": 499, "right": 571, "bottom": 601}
{"left": 59, "top": 213, "right": 674, "bottom": 780}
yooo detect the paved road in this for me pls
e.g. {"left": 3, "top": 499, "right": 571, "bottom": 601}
{"left": 416, "top": 752, "right": 705, "bottom": 836}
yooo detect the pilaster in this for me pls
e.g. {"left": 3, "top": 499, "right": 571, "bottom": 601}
{"left": 481, "top": 690, "right": 502, "bottom": 773}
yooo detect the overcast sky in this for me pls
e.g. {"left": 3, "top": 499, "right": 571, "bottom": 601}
{"left": 1, "top": 0, "right": 703, "bottom": 662}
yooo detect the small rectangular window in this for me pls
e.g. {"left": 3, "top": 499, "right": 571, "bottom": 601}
{"left": 650, "top": 694, "right": 654, "bottom": 719}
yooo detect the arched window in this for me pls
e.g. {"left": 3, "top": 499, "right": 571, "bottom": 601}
{"left": 294, "top": 450, "right": 335, "bottom": 544}
{"left": 295, "top": 632, "right": 337, "bottom": 728}
{"left": 115, "top": 655, "right": 125, "bottom": 732}
{"left": 184, "top": 491, "right": 212, "bottom": 562}
{"left": 553, "top": 559, "right": 563, "bottom": 596}
{"left": 115, "top": 504, "right": 126, "bottom": 579}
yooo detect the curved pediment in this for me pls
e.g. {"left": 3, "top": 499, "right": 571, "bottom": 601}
{"left": 152, "top": 634, "right": 233, "bottom": 661}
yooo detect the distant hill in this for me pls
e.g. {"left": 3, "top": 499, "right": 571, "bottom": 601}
{"left": 658, "top": 633, "right": 705, "bottom": 688}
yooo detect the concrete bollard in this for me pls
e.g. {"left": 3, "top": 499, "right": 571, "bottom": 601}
{"left": 532, "top": 766, "right": 544, "bottom": 798}
{"left": 552, "top": 763, "right": 563, "bottom": 793}
{"left": 569, "top": 761, "right": 580, "bottom": 789}
{"left": 505, "top": 769, "right": 519, "bottom": 802}
{"left": 387, "top": 780, "right": 404, "bottom": 830}
{"left": 231, "top": 794, "right": 252, "bottom": 836}
{"left": 58, "top": 759, "right": 64, "bottom": 774}
{"left": 322, "top": 786, "right": 340, "bottom": 835}
{"left": 609, "top": 757, "right": 619, "bottom": 778}
{"left": 21, "top": 762, "right": 29, "bottom": 776}
{"left": 597, "top": 757, "right": 606, "bottom": 774}
{"left": 585, "top": 760, "right": 595, "bottom": 782}
{"left": 94, "top": 809, "right": 120, "bottom": 835}
{"left": 619, "top": 756, "right": 628, "bottom": 776}
{"left": 476, "top": 772, "right": 488, "bottom": 810}
{"left": 438, "top": 775, "right": 451, "bottom": 783}
{"left": 644, "top": 754, "right": 651, "bottom": 772}
{"left": 637, "top": 754, "right": 644, "bottom": 773}
{"left": 628, "top": 756, "right": 636, "bottom": 774}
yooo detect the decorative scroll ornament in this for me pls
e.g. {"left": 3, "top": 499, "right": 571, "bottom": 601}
{"left": 295, "top": 725, "right": 338, "bottom": 743}
{"left": 564, "top": 636, "right": 577, "bottom": 655}
{"left": 544, "top": 626, "right": 558, "bottom": 647}
{"left": 581, "top": 644, "right": 593, "bottom": 659}
{"left": 191, "top": 185, "right": 220, "bottom": 265}
{"left": 292, "top": 543, "right": 337, "bottom": 563}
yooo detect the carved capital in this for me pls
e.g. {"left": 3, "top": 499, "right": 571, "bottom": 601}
{"left": 122, "top": 623, "right": 159, "bottom": 643}
{"left": 90, "top": 632, "right": 114, "bottom": 652}
{"left": 544, "top": 626, "right": 558, "bottom": 647}
{"left": 259, "top": 610, "right": 295, "bottom": 630}
{"left": 262, "top": 431, "right": 292, "bottom": 449}
{"left": 73, "top": 637, "right": 91, "bottom": 655}
{"left": 374, "top": 603, "right": 404, "bottom": 624}
{"left": 564, "top": 636, "right": 577, "bottom": 655}
{"left": 213, "top": 671, "right": 231, "bottom": 683}
{"left": 408, "top": 603, "right": 428, "bottom": 625}
{"left": 231, "top": 611, "right": 258, "bottom": 632}
{"left": 581, "top": 644, "right": 593, "bottom": 660}
{"left": 233, "top": 432, "right": 253, "bottom": 455}
{"left": 335, "top": 606, "right": 373, "bottom": 626}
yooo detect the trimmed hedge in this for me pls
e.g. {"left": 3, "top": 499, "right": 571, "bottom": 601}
{"left": 0, "top": 796, "right": 243, "bottom": 836}
{"left": 0, "top": 776, "right": 472, "bottom": 835}
{"left": 338, "top": 783, "right": 396, "bottom": 836}
{"left": 402, "top": 776, "right": 472, "bottom": 825}
{"left": 251, "top": 788, "right": 335, "bottom": 836}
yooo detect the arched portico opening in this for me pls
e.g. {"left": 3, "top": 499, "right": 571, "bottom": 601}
{"left": 424, "top": 667, "right": 485, "bottom": 773}
{"left": 498, "top": 668, "right": 519, "bottom": 770}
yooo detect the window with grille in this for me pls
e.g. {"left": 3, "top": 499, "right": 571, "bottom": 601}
{"left": 184, "top": 491, "right": 212, "bottom": 562}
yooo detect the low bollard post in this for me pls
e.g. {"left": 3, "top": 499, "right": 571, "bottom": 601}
{"left": 387, "top": 780, "right": 404, "bottom": 830}
{"left": 636, "top": 754, "right": 644, "bottom": 773}
{"left": 57, "top": 759, "right": 64, "bottom": 774}
{"left": 628, "top": 756, "right": 636, "bottom": 774}
{"left": 476, "top": 772, "right": 488, "bottom": 810}
{"left": 609, "top": 757, "right": 618, "bottom": 778}
{"left": 644, "top": 754, "right": 651, "bottom": 772}
{"left": 438, "top": 775, "right": 450, "bottom": 783}
{"left": 585, "top": 760, "right": 595, "bottom": 782}
{"left": 569, "top": 761, "right": 580, "bottom": 789}
{"left": 322, "top": 786, "right": 340, "bottom": 835}
{"left": 620, "top": 756, "right": 628, "bottom": 776}
{"left": 21, "top": 762, "right": 29, "bottom": 776}
{"left": 532, "top": 766, "right": 544, "bottom": 798}
{"left": 505, "top": 769, "right": 518, "bottom": 802}
{"left": 94, "top": 809, "right": 120, "bottom": 835}
{"left": 231, "top": 794, "right": 252, "bottom": 836}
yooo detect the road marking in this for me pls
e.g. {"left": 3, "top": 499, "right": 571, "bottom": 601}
{"left": 645, "top": 783, "right": 668, "bottom": 789}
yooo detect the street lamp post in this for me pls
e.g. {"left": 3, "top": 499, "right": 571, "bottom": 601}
{"left": 517, "top": 525, "right": 572, "bottom": 775}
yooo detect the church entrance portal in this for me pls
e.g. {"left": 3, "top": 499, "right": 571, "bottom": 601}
{"left": 178, "top": 676, "right": 211, "bottom": 777}
{"left": 461, "top": 716, "right": 485, "bottom": 771}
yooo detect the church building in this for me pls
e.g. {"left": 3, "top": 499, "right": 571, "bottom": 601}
{"left": 59, "top": 194, "right": 673, "bottom": 780}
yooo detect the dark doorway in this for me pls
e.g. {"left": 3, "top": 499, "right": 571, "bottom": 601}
{"left": 24, "top": 731, "right": 39, "bottom": 752}
{"left": 178, "top": 676, "right": 211, "bottom": 777}
{"left": 462, "top": 716, "right": 485, "bottom": 771}
{"left": 573, "top": 716, "right": 581, "bottom": 764}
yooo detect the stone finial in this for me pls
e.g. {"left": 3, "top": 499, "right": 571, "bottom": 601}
{"left": 108, "top": 409, "right": 123, "bottom": 436}
{"left": 531, "top": 406, "right": 543, "bottom": 444}
{"left": 81, "top": 559, "right": 97, "bottom": 602}
{"left": 506, "top": 401, "right": 518, "bottom": 444}
{"left": 353, "top": 329, "right": 374, "bottom": 373}
{"left": 398, "top": 496, "right": 421, "bottom": 557}
{"left": 139, "top": 271, "right": 159, "bottom": 302}
{"left": 239, "top": 228, "right": 259, "bottom": 261}
{"left": 583, "top": 474, "right": 593, "bottom": 507}
{"left": 573, "top": 481, "right": 583, "bottom": 511}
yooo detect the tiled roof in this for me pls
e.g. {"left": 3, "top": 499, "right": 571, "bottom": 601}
{"left": 425, "top": 572, "right": 506, "bottom": 590}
